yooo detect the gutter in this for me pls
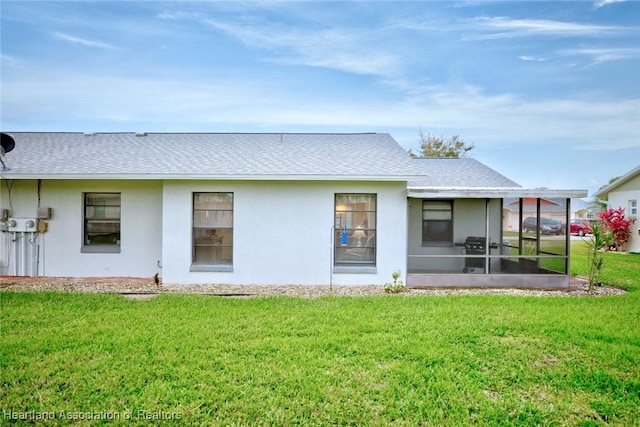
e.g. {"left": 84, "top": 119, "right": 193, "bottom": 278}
{"left": 2, "top": 173, "right": 428, "bottom": 182}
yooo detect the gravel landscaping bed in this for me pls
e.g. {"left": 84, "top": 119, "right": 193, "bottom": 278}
{"left": 0, "top": 276, "right": 626, "bottom": 298}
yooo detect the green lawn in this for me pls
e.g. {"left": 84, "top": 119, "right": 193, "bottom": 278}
{"left": 571, "top": 240, "right": 639, "bottom": 292}
{"left": 501, "top": 232, "right": 569, "bottom": 272}
{"left": 1, "top": 242, "right": 639, "bottom": 425}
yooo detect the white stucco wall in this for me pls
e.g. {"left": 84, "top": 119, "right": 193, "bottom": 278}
{"left": 605, "top": 174, "right": 640, "bottom": 253}
{"left": 1, "top": 178, "right": 408, "bottom": 283}
{"left": 0, "top": 179, "right": 162, "bottom": 277}
{"left": 161, "top": 180, "right": 408, "bottom": 285}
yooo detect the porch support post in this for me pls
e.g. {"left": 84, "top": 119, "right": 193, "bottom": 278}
{"left": 485, "top": 198, "right": 490, "bottom": 274}
{"left": 565, "top": 198, "right": 571, "bottom": 274}
{"left": 518, "top": 198, "right": 523, "bottom": 256}
{"left": 536, "top": 198, "right": 541, "bottom": 267}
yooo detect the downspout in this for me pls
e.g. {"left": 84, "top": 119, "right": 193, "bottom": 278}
{"left": 36, "top": 179, "right": 43, "bottom": 276}
{"left": 20, "top": 231, "right": 27, "bottom": 276}
{"left": 29, "top": 232, "right": 37, "bottom": 276}
{"left": 330, "top": 225, "right": 336, "bottom": 292}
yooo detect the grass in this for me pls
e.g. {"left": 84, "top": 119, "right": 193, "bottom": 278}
{"left": 571, "top": 240, "right": 640, "bottom": 292}
{"left": 501, "top": 234, "right": 568, "bottom": 273}
{"left": 1, "top": 241, "right": 639, "bottom": 425}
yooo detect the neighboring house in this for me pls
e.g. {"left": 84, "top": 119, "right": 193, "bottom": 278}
{"left": 571, "top": 198, "right": 604, "bottom": 221}
{"left": 0, "top": 132, "right": 586, "bottom": 288}
{"left": 593, "top": 165, "right": 640, "bottom": 253}
{"left": 502, "top": 197, "right": 602, "bottom": 232}
{"left": 503, "top": 197, "right": 568, "bottom": 232}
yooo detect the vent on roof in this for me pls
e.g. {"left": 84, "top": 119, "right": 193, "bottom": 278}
{"left": 136, "top": 132, "right": 148, "bottom": 137}
{"left": 83, "top": 132, "right": 96, "bottom": 137}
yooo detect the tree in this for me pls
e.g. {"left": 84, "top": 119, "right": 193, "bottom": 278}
{"left": 408, "top": 130, "right": 475, "bottom": 158}
{"left": 598, "top": 207, "right": 636, "bottom": 252}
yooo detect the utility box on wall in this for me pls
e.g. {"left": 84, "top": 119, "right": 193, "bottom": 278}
{"left": 7, "top": 218, "right": 38, "bottom": 232}
{"left": 37, "top": 207, "right": 52, "bottom": 219}
{"left": 38, "top": 220, "right": 49, "bottom": 233}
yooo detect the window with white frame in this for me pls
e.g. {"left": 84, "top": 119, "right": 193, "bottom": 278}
{"left": 334, "top": 194, "right": 376, "bottom": 266}
{"left": 630, "top": 199, "right": 637, "bottom": 217}
{"left": 422, "top": 200, "right": 453, "bottom": 245}
{"left": 193, "top": 193, "right": 233, "bottom": 266}
{"left": 83, "top": 193, "right": 121, "bottom": 253}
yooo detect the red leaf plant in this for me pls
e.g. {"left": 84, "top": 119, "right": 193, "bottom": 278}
{"left": 598, "top": 207, "right": 636, "bottom": 251}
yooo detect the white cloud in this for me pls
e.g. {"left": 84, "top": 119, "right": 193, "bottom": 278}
{"left": 518, "top": 55, "right": 548, "bottom": 62}
{"left": 51, "top": 32, "right": 121, "bottom": 50}
{"left": 516, "top": 47, "right": 640, "bottom": 65}
{"left": 156, "top": 10, "right": 205, "bottom": 21}
{"left": 2, "top": 67, "right": 638, "bottom": 154}
{"left": 0, "top": 54, "right": 21, "bottom": 67}
{"left": 463, "top": 16, "right": 623, "bottom": 40}
{"left": 3, "top": 2, "right": 638, "bottom": 158}
{"left": 201, "top": 19, "right": 403, "bottom": 78}
{"left": 593, "top": 0, "right": 627, "bottom": 9}
{"left": 559, "top": 47, "right": 640, "bottom": 64}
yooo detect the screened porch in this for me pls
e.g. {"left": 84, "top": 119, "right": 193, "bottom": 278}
{"left": 406, "top": 191, "right": 581, "bottom": 289}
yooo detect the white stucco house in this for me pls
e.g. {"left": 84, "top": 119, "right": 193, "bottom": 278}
{"left": 0, "top": 132, "right": 586, "bottom": 288}
{"left": 593, "top": 165, "right": 640, "bottom": 253}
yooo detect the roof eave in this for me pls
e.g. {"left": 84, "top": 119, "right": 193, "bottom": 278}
{"left": 2, "top": 173, "right": 423, "bottom": 182}
{"left": 592, "top": 165, "right": 640, "bottom": 198}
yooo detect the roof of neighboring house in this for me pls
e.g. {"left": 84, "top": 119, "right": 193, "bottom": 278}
{"left": 503, "top": 197, "right": 566, "bottom": 213}
{"left": 0, "top": 132, "right": 424, "bottom": 181}
{"left": 408, "top": 157, "right": 586, "bottom": 199}
{"left": 592, "top": 165, "right": 640, "bottom": 198}
{"left": 571, "top": 198, "right": 603, "bottom": 212}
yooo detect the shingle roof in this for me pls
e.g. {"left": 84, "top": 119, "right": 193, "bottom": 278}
{"left": 409, "top": 158, "right": 520, "bottom": 188}
{"left": 407, "top": 158, "right": 587, "bottom": 199}
{"left": 0, "top": 132, "right": 423, "bottom": 180}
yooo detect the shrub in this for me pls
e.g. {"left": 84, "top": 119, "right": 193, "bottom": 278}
{"left": 384, "top": 270, "right": 406, "bottom": 294}
{"left": 599, "top": 207, "right": 636, "bottom": 252}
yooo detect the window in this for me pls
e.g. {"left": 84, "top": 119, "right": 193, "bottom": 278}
{"left": 334, "top": 194, "right": 376, "bottom": 266}
{"left": 193, "top": 193, "right": 233, "bottom": 268}
{"left": 422, "top": 200, "right": 453, "bottom": 245}
{"left": 83, "top": 193, "right": 121, "bottom": 253}
{"left": 630, "top": 200, "right": 637, "bottom": 217}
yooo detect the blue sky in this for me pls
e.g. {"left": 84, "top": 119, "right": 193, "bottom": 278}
{"left": 1, "top": 1, "right": 638, "bottom": 195}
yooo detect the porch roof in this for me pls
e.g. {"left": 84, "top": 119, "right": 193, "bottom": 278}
{"left": 408, "top": 158, "right": 586, "bottom": 199}
{"left": 407, "top": 187, "right": 587, "bottom": 199}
